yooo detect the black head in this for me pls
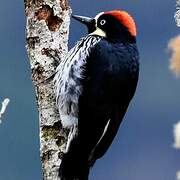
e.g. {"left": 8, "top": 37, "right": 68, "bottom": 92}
{"left": 72, "top": 10, "right": 137, "bottom": 43}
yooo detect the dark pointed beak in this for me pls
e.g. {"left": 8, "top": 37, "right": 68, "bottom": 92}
{"left": 72, "top": 15, "right": 93, "bottom": 26}
{"left": 72, "top": 15, "right": 96, "bottom": 33}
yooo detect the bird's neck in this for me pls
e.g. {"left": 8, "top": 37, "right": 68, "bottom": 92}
{"left": 107, "top": 35, "right": 136, "bottom": 44}
{"left": 106, "top": 27, "right": 136, "bottom": 43}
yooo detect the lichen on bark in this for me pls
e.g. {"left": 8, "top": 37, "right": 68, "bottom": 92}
{"left": 24, "top": 0, "right": 71, "bottom": 179}
{"left": 175, "top": 0, "right": 180, "bottom": 26}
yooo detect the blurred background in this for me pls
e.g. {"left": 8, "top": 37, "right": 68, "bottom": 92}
{"left": 0, "top": 0, "right": 179, "bottom": 180}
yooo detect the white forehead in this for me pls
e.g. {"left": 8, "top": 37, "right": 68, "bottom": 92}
{"left": 94, "top": 12, "right": 104, "bottom": 22}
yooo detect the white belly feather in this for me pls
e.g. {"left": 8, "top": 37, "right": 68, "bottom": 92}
{"left": 54, "top": 35, "right": 101, "bottom": 128}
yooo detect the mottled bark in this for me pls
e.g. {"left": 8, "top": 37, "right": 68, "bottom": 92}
{"left": 175, "top": 0, "right": 180, "bottom": 26}
{"left": 24, "top": 0, "right": 71, "bottom": 179}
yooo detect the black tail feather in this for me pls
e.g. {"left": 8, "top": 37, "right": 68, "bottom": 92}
{"left": 59, "top": 153, "right": 90, "bottom": 180}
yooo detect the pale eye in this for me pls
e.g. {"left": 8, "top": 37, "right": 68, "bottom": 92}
{"left": 100, "top": 19, "right": 106, "bottom": 26}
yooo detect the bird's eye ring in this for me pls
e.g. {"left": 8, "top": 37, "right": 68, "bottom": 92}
{"left": 100, "top": 19, "right": 106, "bottom": 26}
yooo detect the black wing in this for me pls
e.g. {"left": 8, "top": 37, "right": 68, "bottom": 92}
{"left": 78, "top": 39, "right": 139, "bottom": 164}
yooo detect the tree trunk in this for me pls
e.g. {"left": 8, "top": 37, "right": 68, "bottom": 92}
{"left": 24, "top": 0, "right": 71, "bottom": 179}
{"left": 175, "top": 0, "right": 180, "bottom": 26}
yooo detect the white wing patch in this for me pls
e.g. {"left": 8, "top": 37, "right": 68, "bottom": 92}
{"left": 54, "top": 35, "right": 101, "bottom": 129}
{"left": 65, "top": 124, "right": 78, "bottom": 153}
{"left": 88, "top": 119, "right": 111, "bottom": 162}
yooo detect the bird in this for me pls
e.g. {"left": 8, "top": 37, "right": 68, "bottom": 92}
{"left": 54, "top": 9, "right": 139, "bottom": 180}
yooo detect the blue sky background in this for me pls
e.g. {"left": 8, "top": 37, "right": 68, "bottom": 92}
{"left": 0, "top": 0, "right": 180, "bottom": 180}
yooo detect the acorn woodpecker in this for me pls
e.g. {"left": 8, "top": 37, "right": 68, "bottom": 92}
{"left": 54, "top": 10, "right": 139, "bottom": 180}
